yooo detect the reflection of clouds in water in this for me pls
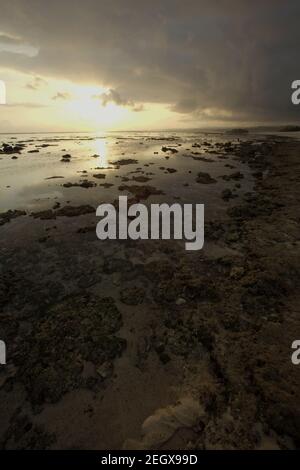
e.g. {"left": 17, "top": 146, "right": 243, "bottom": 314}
{"left": 94, "top": 139, "right": 109, "bottom": 168}
{"left": 0, "top": 132, "right": 252, "bottom": 213}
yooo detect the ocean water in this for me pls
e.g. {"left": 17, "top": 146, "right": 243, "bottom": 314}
{"left": 0, "top": 130, "right": 260, "bottom": 218}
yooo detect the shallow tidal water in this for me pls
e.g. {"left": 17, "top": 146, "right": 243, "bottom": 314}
{"left": 0, "top": 130, "right": 257, "bottom": 220}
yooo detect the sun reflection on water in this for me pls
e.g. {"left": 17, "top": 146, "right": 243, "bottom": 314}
{"left": 94, "top": 139, "right": 109, "bottom": 168}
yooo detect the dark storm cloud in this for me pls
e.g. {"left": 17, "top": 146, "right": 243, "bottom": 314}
{"left": 0, "top": 0, "right": 299, "bottom": 122}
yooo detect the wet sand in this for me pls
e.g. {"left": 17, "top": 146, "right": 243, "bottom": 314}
{"left": 0, "top": 132, "right": 299, "bottom": 449}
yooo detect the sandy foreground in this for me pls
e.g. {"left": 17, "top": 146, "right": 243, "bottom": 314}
{"left": 0, "top": 135, "right": 299, "bottom": 449}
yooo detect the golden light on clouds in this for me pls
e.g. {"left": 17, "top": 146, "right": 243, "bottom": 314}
{"left": 1, "top": 1, "right": 299, "bottom": 131}
{"left": 0, "top": 67, "right": 182, "bottom": 132}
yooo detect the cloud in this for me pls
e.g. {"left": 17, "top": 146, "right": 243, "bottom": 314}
{"left": 0, "top": 31, "right": 38, "bottom": 57}
{"left": 94, "top": 89, "right": 133, "bottom": 107}
{"left": 25, "top": 76, "right": 47, "bottom": 90}
{"left": 52, "top": 91, "right": 71, "bottom": 100}
{"left": 93, "top": 88, "right": 144, "bottom": 112}
{"left": 5, "top": 102, "right": 47, "bottom": 108}
{"left": 170, "top": 99, "right": 199, "bottom": 114}
{"left": 0, "top": 0, "right": 299, "bottom": 123}
{"left": 0, "top": 32, "right": 23, "bottom": 46}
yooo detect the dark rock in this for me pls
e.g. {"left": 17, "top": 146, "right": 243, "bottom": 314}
{"left": 162, "top": 146, "right": 178, "bottom": 153}
{"left": 120, "top": 286, "right": 145, "bottom": 305}
{"left": 0, "top": 209, "right": 26, "bottom": 226}
{"left": 196, "top": 172, "right": 217, "bottom": 184}
{"left": 221, "top": 189, "right": 236, "bottom": 200}
{"left": 118, "top": 184, "right": 164, "bottom": 201}
{"left": 16, "top": 295, "right": 126, "bottom": 405}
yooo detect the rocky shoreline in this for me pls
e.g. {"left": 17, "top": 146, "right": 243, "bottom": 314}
{"left": 0, "top": 137, "right": 299, "bottom": 449}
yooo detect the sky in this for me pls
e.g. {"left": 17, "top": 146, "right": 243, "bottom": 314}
{"left": 0, "top": 0, "right": 299, "bottom": 132}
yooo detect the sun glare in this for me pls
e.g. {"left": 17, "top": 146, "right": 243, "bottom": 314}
{"left": 61, "top": 84, "right": 129, "bottom": 129}
{"left": 94, "top": 139, "right": 110, "bottom": 168}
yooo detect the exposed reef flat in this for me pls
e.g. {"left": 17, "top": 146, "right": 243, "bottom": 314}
{"left": 0, "top": 134, "right": 299, "bottom": 450}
